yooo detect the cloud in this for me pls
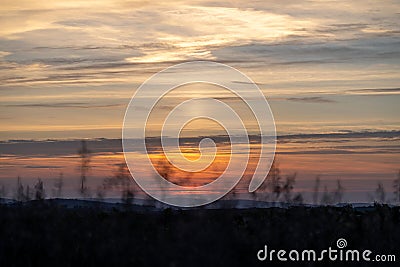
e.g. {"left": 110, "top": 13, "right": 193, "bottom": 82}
{"left": 24, "top": 165, "right": 63, "bottom": 169}
{"left": 4, "top": 102, "right": 124, "bottom": 109}
{"left": 286, "top": 97, "right": 336, "bottom": 103}
{"left": 278, "top": 130, "right": 400, "bottom": 140}
{"left": 276, "top": 149, "right": 400, "bottom": 155}
{"left": 231, "top": 80, "right": 266, "bottom": 86}
{"left": 0, "top": 0, "right": 399, "bottom": 141}
{"left": 347, "top": 88, "right": 400, "bottom": 94}
{"left": 0, "top": 1, "right": 398, "bottom": 90}
{"left": 212, "top": 37, "right": 400, "bottom": 67}
{"left": 0, "top": 3, "right": 316, "bottom": 65}
{"left": 0, "top": 130, "right": 398, "bottom": 156}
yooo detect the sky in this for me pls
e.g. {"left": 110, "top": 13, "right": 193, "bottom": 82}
{"left": 0, "top": 0, "right": 399, "bottom": 202}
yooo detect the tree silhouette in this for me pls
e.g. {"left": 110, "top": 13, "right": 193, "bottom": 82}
{"left": 333, "top": 179, "right": 344, "bottom": 203}
{"left": 268, "top": 161, "right": 282, "bottom": 201}
{"left": 252, "top": 161, "right": 303, "bottom": 204}
{"left": 25, "top": 185, "right": 31, "bottom": 201}
{"left": 254, "top": 160, "right": 281, "bottom": 201}
{"left": 53, "top": 172, "right": 63, "bottom": 198}
{"left": 321, "top": 185, "right": 332, "bottom": 205}
{"left": 320, "top": 180, "right": 345, "bottom": 205}
{"left": 282, "top": 173, "right": 296, "bottom": 203}
{"left": 104, "top": 163, "right": 134, "bottom": 205}
{"left": 96, "top": 185, "right": 105, "bottom": 201}
{"left": 0, "top": 184, "right": 6, "bottom": 199}
{"left": 34, "top": 178, "right": 45, "bottom": 200}
{"left": 375, "top": 182, "right": 386, "bottom": 204}
{"left": 312, "top": 176, "right": 321, "bottom": 205}
{"left": 153, "top": 158, "right": 173, "bottom": 204}
{"left": 15, "top": 176, "right": 25, "bottom": 202}
{"left": 77, "top": 140, "right": 91, "bottom": 197}
{"left": 393, "top": 170, "right": 400, "bottom": 203}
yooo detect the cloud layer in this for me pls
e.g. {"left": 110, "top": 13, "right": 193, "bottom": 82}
{"left": 0, "top": 0, "right": 399, "bottom": 140}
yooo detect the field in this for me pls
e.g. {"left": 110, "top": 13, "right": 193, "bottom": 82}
{"left": 0, "top": 200, "right": 399, "bottom": 267}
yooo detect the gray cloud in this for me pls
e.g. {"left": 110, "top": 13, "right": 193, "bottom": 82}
{"left": 277, "top": 149, "right": 400, "bottom": 155}
{"left": 286, "top": 97, "right": 337, "bottom": 103}
{"left": 5, "top": 102, "right": 124, "bottom": 109}
{"left": 347, "top": 88, "right": 400, "bottom": 94}
{"left": 231, "top": 80, "right": 266, "bottom": 86}
{"left": 1, "top": 130, "right": 398, "bottom": 157}
{"left": 278, "top": 130, "right": 400, "bottom": 140}
{"left": 24, "top": 165, "right": 63, "bottom": 169}
{"left": 212, "top": 37, "right": 400, "bottom": 66}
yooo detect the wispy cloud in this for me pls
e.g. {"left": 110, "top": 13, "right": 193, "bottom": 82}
{"left": 1, "top": 130, "right": 399, "bottom": 156}
{"left": 4, "top": 102, "right": 124, "bottom": 109}
{"left": 0, "top": 0, "right": 399, "bottom": 140}
{"left": 24, "top": 165, "right": 63, "bottom": 169}
{"left": 347, "top": 88, "right": 400, "bottom": 94}
{"left": 286, "top": 97, "right": 336, "bottom": 103}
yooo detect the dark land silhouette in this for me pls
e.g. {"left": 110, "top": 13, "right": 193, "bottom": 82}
{"left": 0, "top": 141, "right": 399, "bottom": 266}
{"left": 0, "top": 200, "right": 399, "bottom": 267}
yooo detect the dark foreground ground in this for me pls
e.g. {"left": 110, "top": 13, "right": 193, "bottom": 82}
{"left": 0, "top": 200, "right": 399, "bottom": 267}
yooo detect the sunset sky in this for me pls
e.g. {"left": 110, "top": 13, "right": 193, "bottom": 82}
{"left": 0, "top": 0, "right": 399, "bottom": 202}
